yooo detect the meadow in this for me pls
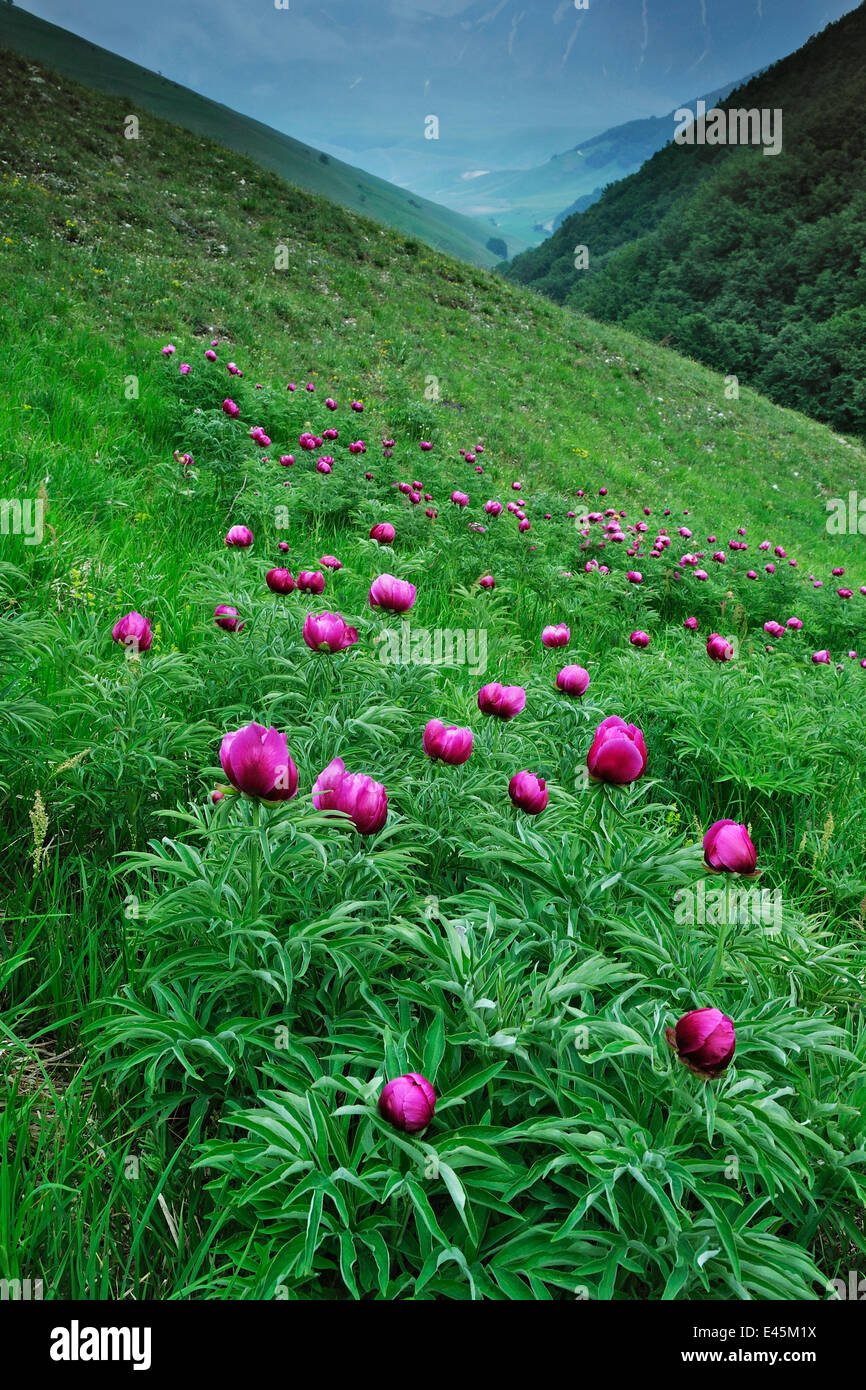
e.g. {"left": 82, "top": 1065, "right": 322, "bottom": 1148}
{"left": 2, "top": 46, "right": 866, "bottom": 1301}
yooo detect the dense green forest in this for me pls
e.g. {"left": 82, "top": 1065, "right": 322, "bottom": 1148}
{"left": 504, "top": 3, "right": 866, "bottom": 438}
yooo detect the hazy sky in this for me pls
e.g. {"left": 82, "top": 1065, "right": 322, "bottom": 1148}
{"left": 13, "top": 0, "right": 863, "bottom": 179}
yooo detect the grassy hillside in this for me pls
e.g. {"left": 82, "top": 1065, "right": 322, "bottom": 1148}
{"left": 504, "top": 4, "right": 866, "bottom": 438}
{"left": 2, "top": 43, "right": 866, "bottom": 1302}
{"left": 0, "top": 4, "right": 525, "bottom": 268}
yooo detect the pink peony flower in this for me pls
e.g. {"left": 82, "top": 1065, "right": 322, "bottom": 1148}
{"left": 111, "top": 611, "right": 152, "bottom": 653}
{"left": 369, "top": 573, "right": 416, "bottom": 612}
{"left": 555, "top": 664, "right": 590, "bottom": 697}
{"left": 665, "top": 1008, "right": 736, "bottom": 1079}
{"left": 423, "top": 719, "right": 473, "bottom": 766}
{"left": 707, "top": 633, "right": 734, "bottom": 662}
{"left": 219, "top": 722, "right": 298, "bottom": 801}
{"left": 225, "top": 525, "right": 253, "bottom": 548}
{"left": 477, "top": 682, "right": 526, "bottom": 720}
{"left": 214, "top": 605, "right": 245, "bottom": 632}
{"left": 378, "top": 1073, "right": 435, "bottom": 1132}
{"left": 312, "top": 756, "right": 387, "bottom": 835}
{"left": 587, "top": 715, "right": 647, "bottom": 785}
{"left": 508, "top": 770, "right": 548, "bottom": 815}
{"left": 265, "top": 568, "right": 295, "bottom": 595}
{"left": 704, "top": 820, "right": 757, "bottom": 874}
{"left": 297, "top": 571, "right": 326, "bottom": 594}
{"left": 302, "top": 611, "right": 359, "bottom": 653}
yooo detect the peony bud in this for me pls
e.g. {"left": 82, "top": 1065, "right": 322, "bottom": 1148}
{"left": 477, "top": 682, "right": 526, "bottom": 720}
{"left": 225, "top": 525, "right": 253, "bottom": 548}
{"left": 555, "top": 664, "right": 589, "bottom": 697}
{"left": 423, "top": 719, "right": 473, "bottom": 766}
{"left": 297, "top": 571, "right": 326, "bottom": 594}
{"left": 508, "top": 770, "right": 548, "bottom": 815}
{"left": 703, "top": 820, "right": 757, "bottom": 874}
{"left": 541, "top": 624, "right": 570, "bottom": 648}
{"left": 312, "top": 756, "right": 387, "bottom": 835}
{"left": 665, "top": 1008, "right": 736, "bottom": 1079}
{"left": 707, "top": 633, "right": 734, "bottom": 662}
{"left": 378, "top": 1073, "right": 435, "bottom": 1133}
{"left": 111, "top": 611, "right": 153, "bottom": 653}
{"left": 266, "top": 568, "right": 295, "bottom": 594}
{"left": 214, "top": 605, "right": 245, "bottom": 632}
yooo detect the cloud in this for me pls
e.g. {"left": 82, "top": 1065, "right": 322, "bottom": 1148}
{"left": 476, "top": 0, "right": 511, "bottom": 27}
{"left": 507, "top": 9, "right": 526, "bottom": 56}
{"left": 387, "top": 0, "right": 477, "bottom": 16}
{"left": 562, "top": 16, "right": 584, "bottom": 66}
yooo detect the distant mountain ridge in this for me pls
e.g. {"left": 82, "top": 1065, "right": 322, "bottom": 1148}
{"left": 549, "top": 79, "right": 758, "bottom": 231}
{"left": 420, "top": 77, "right": 752, "bottom": 247}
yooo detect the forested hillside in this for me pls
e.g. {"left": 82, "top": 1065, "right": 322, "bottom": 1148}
{"left": 504, "top": 4, "right": 866, "bottom": 438}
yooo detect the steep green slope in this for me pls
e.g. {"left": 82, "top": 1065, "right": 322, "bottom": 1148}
{"left": 504, "top": 3, "right": 866, "bottom": 437}
{"left": 2, "top": 45, "right": 866, "bottom": 1304}
{"left": 0, "top": 4, "right": 525, "bottom": 268}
